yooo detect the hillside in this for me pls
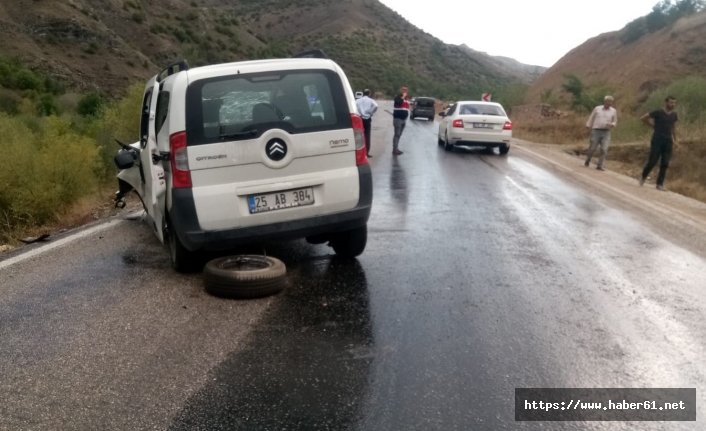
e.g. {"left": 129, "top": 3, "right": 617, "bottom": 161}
{"left": 525, "top": 10, "right": 706, "bottom": 110}
{"left": 457, "top": 45, "right": 545, "bottom": 85}
{"left": 0, "top": 0, "right": 543, "bottom": 100}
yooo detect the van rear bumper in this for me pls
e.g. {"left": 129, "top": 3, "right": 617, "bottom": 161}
{"left": 169, "top": 164, "right": 373, "bottom": 251}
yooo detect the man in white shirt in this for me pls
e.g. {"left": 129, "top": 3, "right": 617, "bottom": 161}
{"left": 356, "top": 89, "right": 378, "bottom": 157}
{"left": 584, "top": 95, "right": 618, "bottom": 171}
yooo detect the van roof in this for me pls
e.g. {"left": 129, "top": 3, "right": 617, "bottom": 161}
{"left": 185, "top": 58, "right": 339, "bottom": 81}
{"left": 154, "top": 58, "right": 343, "bottom": 86}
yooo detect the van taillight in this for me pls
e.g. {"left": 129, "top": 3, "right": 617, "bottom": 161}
{"left": 169, "top": 131, "right": 192, "bottom": 188}
{"left": 351, "top": 114, "right": 368, "bottom": 166}
{"left": 452, "top": 119, "right": 464, "bottom": 128}
{"left": 503, "top": 121, "right": 513, "bottom": 130}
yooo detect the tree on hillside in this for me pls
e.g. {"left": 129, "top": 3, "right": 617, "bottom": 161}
{"left": 621, "top": 0, "right": 706, "bottom": 43}
{"left": 561, "top": 74, "right": 609, "bottom": 113}
{"left": 621, "top": 17, "right": 648, "bottom": 43}
{"left": 562, "top": 74, "right": 584, "bottom": 110}
{"left": 674, "top": 0, "right": 706, "bottom": 14}
{"left": 646, "top": 0, "right": 672, "bottom": 31}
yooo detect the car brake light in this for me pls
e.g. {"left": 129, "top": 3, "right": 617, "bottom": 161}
{"left": 452, "top": 119, "right": 464, "bottom": 128}
{"left": 503, "top": 121, "right": 513, "bottom": 130}
{"left": 169, "top": 131, "right": 192, "bottom": 188}
{"left": 351, "top": 114, "right": 368, "bottom": 166}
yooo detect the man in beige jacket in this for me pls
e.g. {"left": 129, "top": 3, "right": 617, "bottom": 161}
{"left": 584, "top": 95, "right": 618, "bottom": 171}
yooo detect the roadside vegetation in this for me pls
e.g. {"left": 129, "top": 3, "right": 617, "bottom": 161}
{"left": 514, "top": 74, "right": 706, "bottom": 203}
{"left": 0, "top": 56, "right": 141, "bottom": 245}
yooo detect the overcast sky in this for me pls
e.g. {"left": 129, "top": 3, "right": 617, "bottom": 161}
{"left": 377, "top": 0, "right": 660, "bottom": 67}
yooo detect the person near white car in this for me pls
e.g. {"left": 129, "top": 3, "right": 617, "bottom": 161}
{"left": 392, "top": 85, "right": 410, "bottom": 156}
{"left": 355, "top": 89, "right": 378, "bottom": 157}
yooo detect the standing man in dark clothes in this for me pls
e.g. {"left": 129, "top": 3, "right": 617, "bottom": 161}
{"left": 392, "top": 85, "right": 410, "bottom": 156}
{"left": 639, "top": 96, "right": 678, "bottom": 191}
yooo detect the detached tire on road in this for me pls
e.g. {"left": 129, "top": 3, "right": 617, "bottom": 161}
{"left": 204, "top": 255, "right": 286, "bottom": 299}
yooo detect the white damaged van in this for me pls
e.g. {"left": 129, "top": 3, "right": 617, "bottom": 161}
{"left": 114, "top": 53, "right": 372, "bottom": 271}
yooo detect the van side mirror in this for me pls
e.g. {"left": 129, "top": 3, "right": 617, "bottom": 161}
{"left": 114, "top": 149, "right": 137, "bottom": 170}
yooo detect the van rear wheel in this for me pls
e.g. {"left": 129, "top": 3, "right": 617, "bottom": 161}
{"left": 330, "top": 225, "right": 367, "bottom": 258}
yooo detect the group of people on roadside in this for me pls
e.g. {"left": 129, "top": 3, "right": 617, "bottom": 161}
{"left": 584, "top": 94, "right": 679, "bottom": 190}
{"left": 359, "top": 86, "right": 679, "bottom": 190}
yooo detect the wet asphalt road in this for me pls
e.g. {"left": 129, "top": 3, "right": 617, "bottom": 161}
{"left": 2, "top": 106, "right": 706, "bottom": 430}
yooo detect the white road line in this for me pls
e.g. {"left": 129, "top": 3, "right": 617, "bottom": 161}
{"left": 0, "top": 219, "right": 126, "bottom": 270}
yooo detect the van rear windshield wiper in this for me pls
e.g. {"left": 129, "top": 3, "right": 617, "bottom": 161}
{"left": 219, "top": 129, "right": 258, "bottom": 140}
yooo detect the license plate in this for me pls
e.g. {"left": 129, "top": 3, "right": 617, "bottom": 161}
{"left": 248, "top": 187, "right": 314, "bottom": 214}
{"left": 473, "top": 123, "right": 493, "bottom": 129}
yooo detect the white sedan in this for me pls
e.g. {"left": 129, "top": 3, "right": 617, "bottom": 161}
{"left": 437, "top": 101, "right": 512, "bottom": 155}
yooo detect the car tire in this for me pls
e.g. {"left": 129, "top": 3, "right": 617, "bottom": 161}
{"left": 305, "top": 234, "right": 329, "bottom": 244}
{"left": 444, "top": 133, "right": 453, "bottom": 151}
{"left": 330, "top": 225, "right": 367, "bottom": 258}
{"left": 204, "top": 255, "right": 287, "bottom": 299}
{"left": 166, "top": 217, "right": 202, "bottom": 273}
{"left": 499, "top": 144, "right": 510, "bottom": 155}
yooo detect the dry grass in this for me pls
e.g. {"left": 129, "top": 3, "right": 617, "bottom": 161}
{"left": 515, "top": 115, "right": 706, "bottom": 204}
{"left": 514, "top": 112, "right": 586, "bottom": 147}
{"left": 0, "top": 184, "right": 128, "bottom": 248}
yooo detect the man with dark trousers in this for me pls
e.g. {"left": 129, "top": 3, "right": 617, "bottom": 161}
{"left": 639, "top": 96, "right": 678, "bottom": 191}
{"left": 392, "top": 85, "right": 410, "bottom": 156}
{"left": 355, "top": 89, "right": 377, "bottom": 157}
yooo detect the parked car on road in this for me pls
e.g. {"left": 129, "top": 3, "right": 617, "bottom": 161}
{"left": 114, "top": 54, "right": 372, "bottom": 272}
{"left": 437, "top": 101, "right": 512, "bottom": 154}
{"left": 410, "top": 96, "right": 436, "bottom": 121}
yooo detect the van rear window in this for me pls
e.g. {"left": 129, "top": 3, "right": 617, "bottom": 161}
{"left": 185, "top": 70, "right": 350, "bottom": 145}
{"left": 415, "top": 98, "right": 435, "bottom": 107}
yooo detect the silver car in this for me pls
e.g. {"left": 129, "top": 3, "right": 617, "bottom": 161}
{"left": 437, "top": 101, "right": 512, "bottom": 155}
